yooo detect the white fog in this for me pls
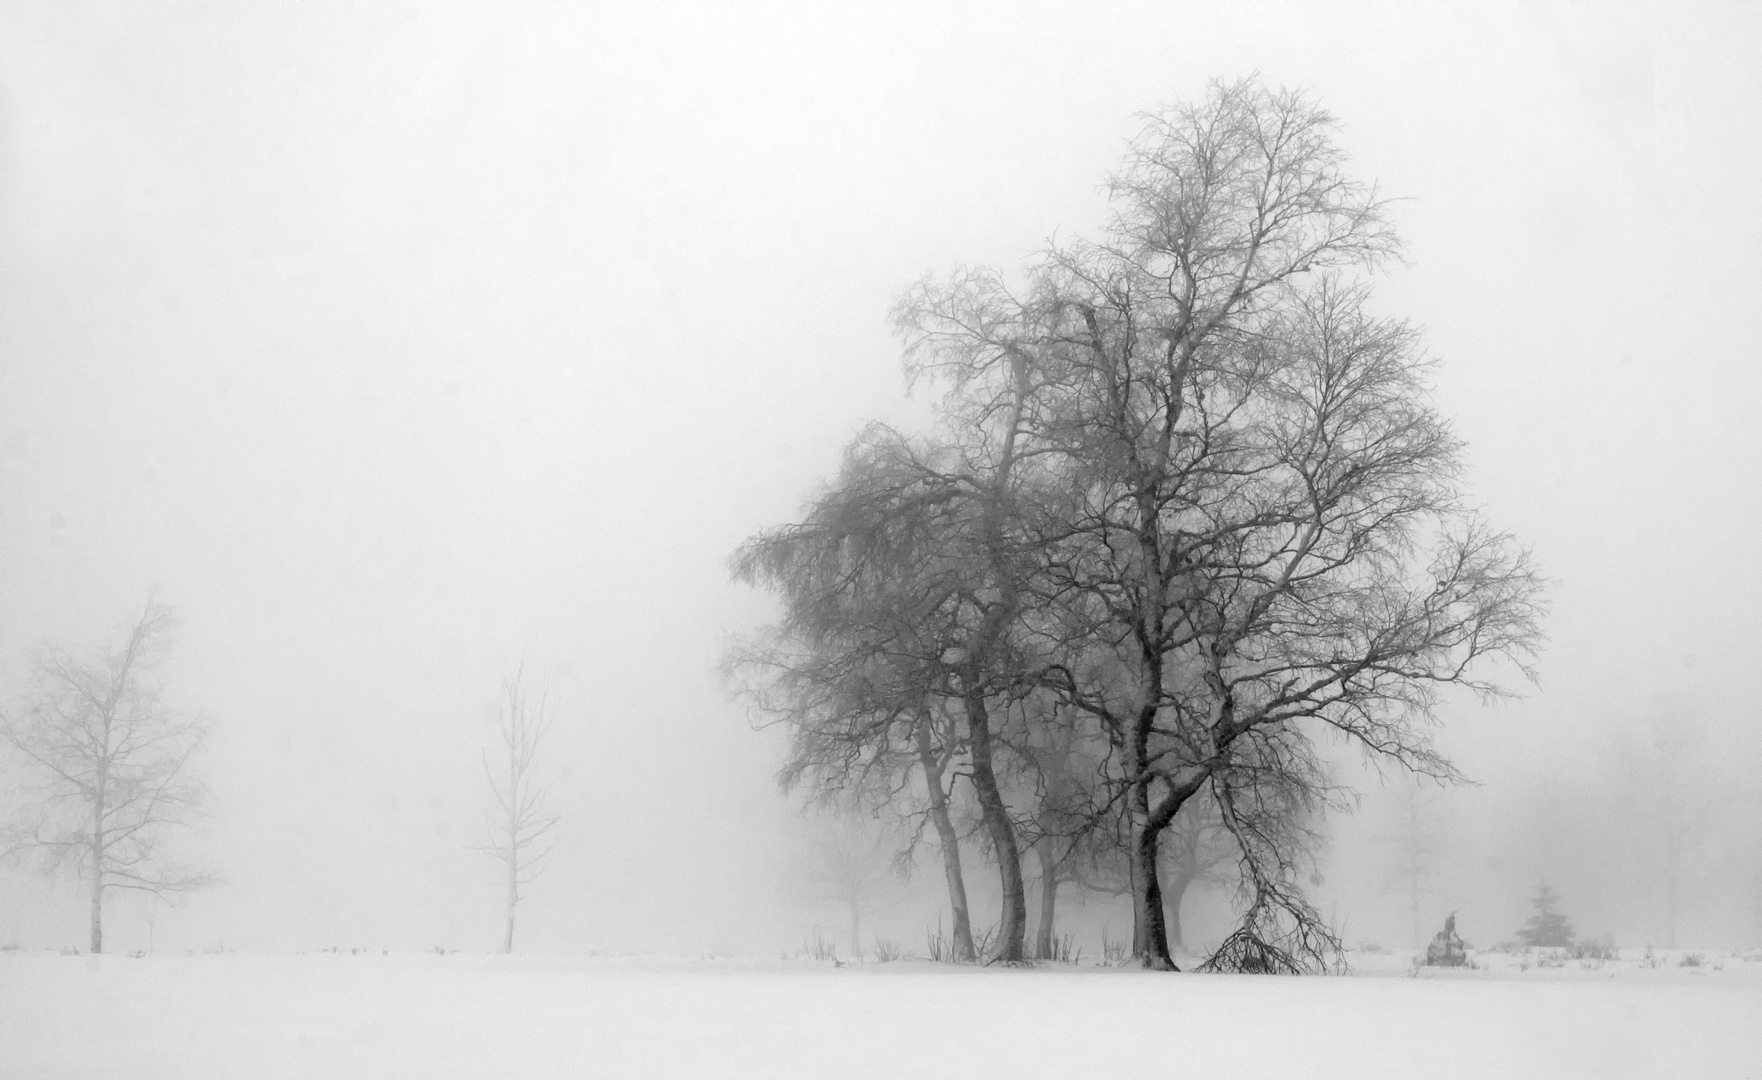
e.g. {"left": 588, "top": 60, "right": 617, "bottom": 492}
{"left": 1, "top": 3, "right": 1758, "bottom": 1076}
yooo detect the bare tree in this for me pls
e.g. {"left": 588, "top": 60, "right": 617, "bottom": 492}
{"left": 1381, "top": 780, "right": 1451, "bottom": 949}
{"left": 1611, "top": 706, "right": 1709, "bottom": 948}
{"left": 0, "top": 600, "right": 210, "bottom": 954}
{"left": 1012, "top": 707, "right": 1117, "bottom": 960}
{"left": 731, "top": 425, "right": 1040, "bottom": 961}
{"left": 902, "top": 79, "right": 1544, "bottom": 969}
{"left": 741, "top": 77, "right": 1544, "bottom": 973}
{"left": 795, "top": 813, "right": 899, "bottom": 959}
{"left": 479, "top": 663, "right": 560, "bottom": 954}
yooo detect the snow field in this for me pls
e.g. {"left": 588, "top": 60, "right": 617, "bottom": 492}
{"left": 2, "top": 951, "right": 1757, "bottom": 1079}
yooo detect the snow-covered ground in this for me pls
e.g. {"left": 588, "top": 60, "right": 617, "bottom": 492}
{"left": 2, "top": 949, "right": 1757, "bottom": 1078}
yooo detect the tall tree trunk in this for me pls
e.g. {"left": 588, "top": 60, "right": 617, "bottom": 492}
{"left": 955, "top": 346, "right": 1032, "bottom": 964}
{"left": 1124, "top": 475, "right": 1178, "bottom": 970}
{"left": 962, "top": 688, "right": 1026, "bottom": 962}
{"left": 1035, "top": 840, "right": 1059, "bottom": 959}
{"left": 1129, "top": 802, "right": 1174, "bottom": 970}
{"left": 1125, "top": 735, "right": 1178, "bottom": 969}
{"left": 915, "top": 715, "right": 976, "bottom": 962}
{"left": 850, "top": 902, "right": 861, "bottom": 960}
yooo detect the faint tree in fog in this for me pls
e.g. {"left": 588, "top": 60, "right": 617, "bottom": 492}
{"left": 1515, "top": 882, "right": 1575, "bottom": 948}
{"left": 1019, "top": 716, "right": 1102, "bottom": 961}
{"left": 1613, "top": 708, "right": 1709, "bottom": 948}
{"left": 0, "top": 600, "right": 211, "bottom": 954}
{"left": 1381, "top": 781, "right": 1450, "bottom": 948}
{"left": 795, "top": 814, "right": 898, "bottom": 959}
{"left": 479, "top": 663, "right": 560, "bottom": 954}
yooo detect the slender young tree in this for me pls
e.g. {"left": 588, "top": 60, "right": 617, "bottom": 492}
{"left": 0, "top": 600, "right": 211, "bottom": 954}
{"left": 479, "top": 664, "right": 560, "bottom": 954}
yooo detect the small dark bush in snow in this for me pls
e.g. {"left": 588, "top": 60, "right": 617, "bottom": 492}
{"left": 1099, "top": 927, "right": 1129, "bottom": 966}
{"left": 802, "top": 930, "right": 838, "bottom": 962}
{"left": 924, "top": 923, "right": 951, "bottom": 963}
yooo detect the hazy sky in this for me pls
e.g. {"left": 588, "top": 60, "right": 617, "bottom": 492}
{"left": 2, "top": 2, "right": 1758, "bottom": 955}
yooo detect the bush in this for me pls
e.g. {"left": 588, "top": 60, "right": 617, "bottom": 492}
{"left": 924, "top": 923, "right": 951, "bottom": 963}
{"left": 1099, "top": 927, "right": 1129, "bottom": 966}
{"left": 1571, "top": 933, "right": 1618, "bottom": 961}
{"left": 873, "top": 937, "right": 902, "bottom": 963}
{"left": 972, "top": 921, "right": 1001, "bottom": 962}
{"left": 1041, "top": 932, "right": 1080, "bottom": 964}
{"left": 803, "top": 930, "right": 838, "bottom": 962}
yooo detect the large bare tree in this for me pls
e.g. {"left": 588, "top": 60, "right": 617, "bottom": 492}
{"left": 901, "top": 80, "right": 1544, "bottom": 969}
{"left": 0, "top": 600, "right": 211, "bottom": 954}
{"left": 739, "top": 76, "right": 1545, "bottom": 973}
{"left": 479, "top": 663, "right": 561, "bottom": 954}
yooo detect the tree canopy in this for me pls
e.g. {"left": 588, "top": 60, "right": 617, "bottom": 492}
{"left": 732, "top": 76, "right": 1545, "bottom": 971}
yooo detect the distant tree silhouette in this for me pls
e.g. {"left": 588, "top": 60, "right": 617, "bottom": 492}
{"left": 0, "top": 600, "right": 211, "bottom": 954}
{"left": 1516, "top": 883, "right": 1575, "bottom": 948}
{"left": 478, "top": 663, "right": 560, "bottom": 954}
{"left": 795, "top": 814, "right": 898, "bottom": 959}
{"left": 1382, "top": 782, "right": 1450, "bottom": 949}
